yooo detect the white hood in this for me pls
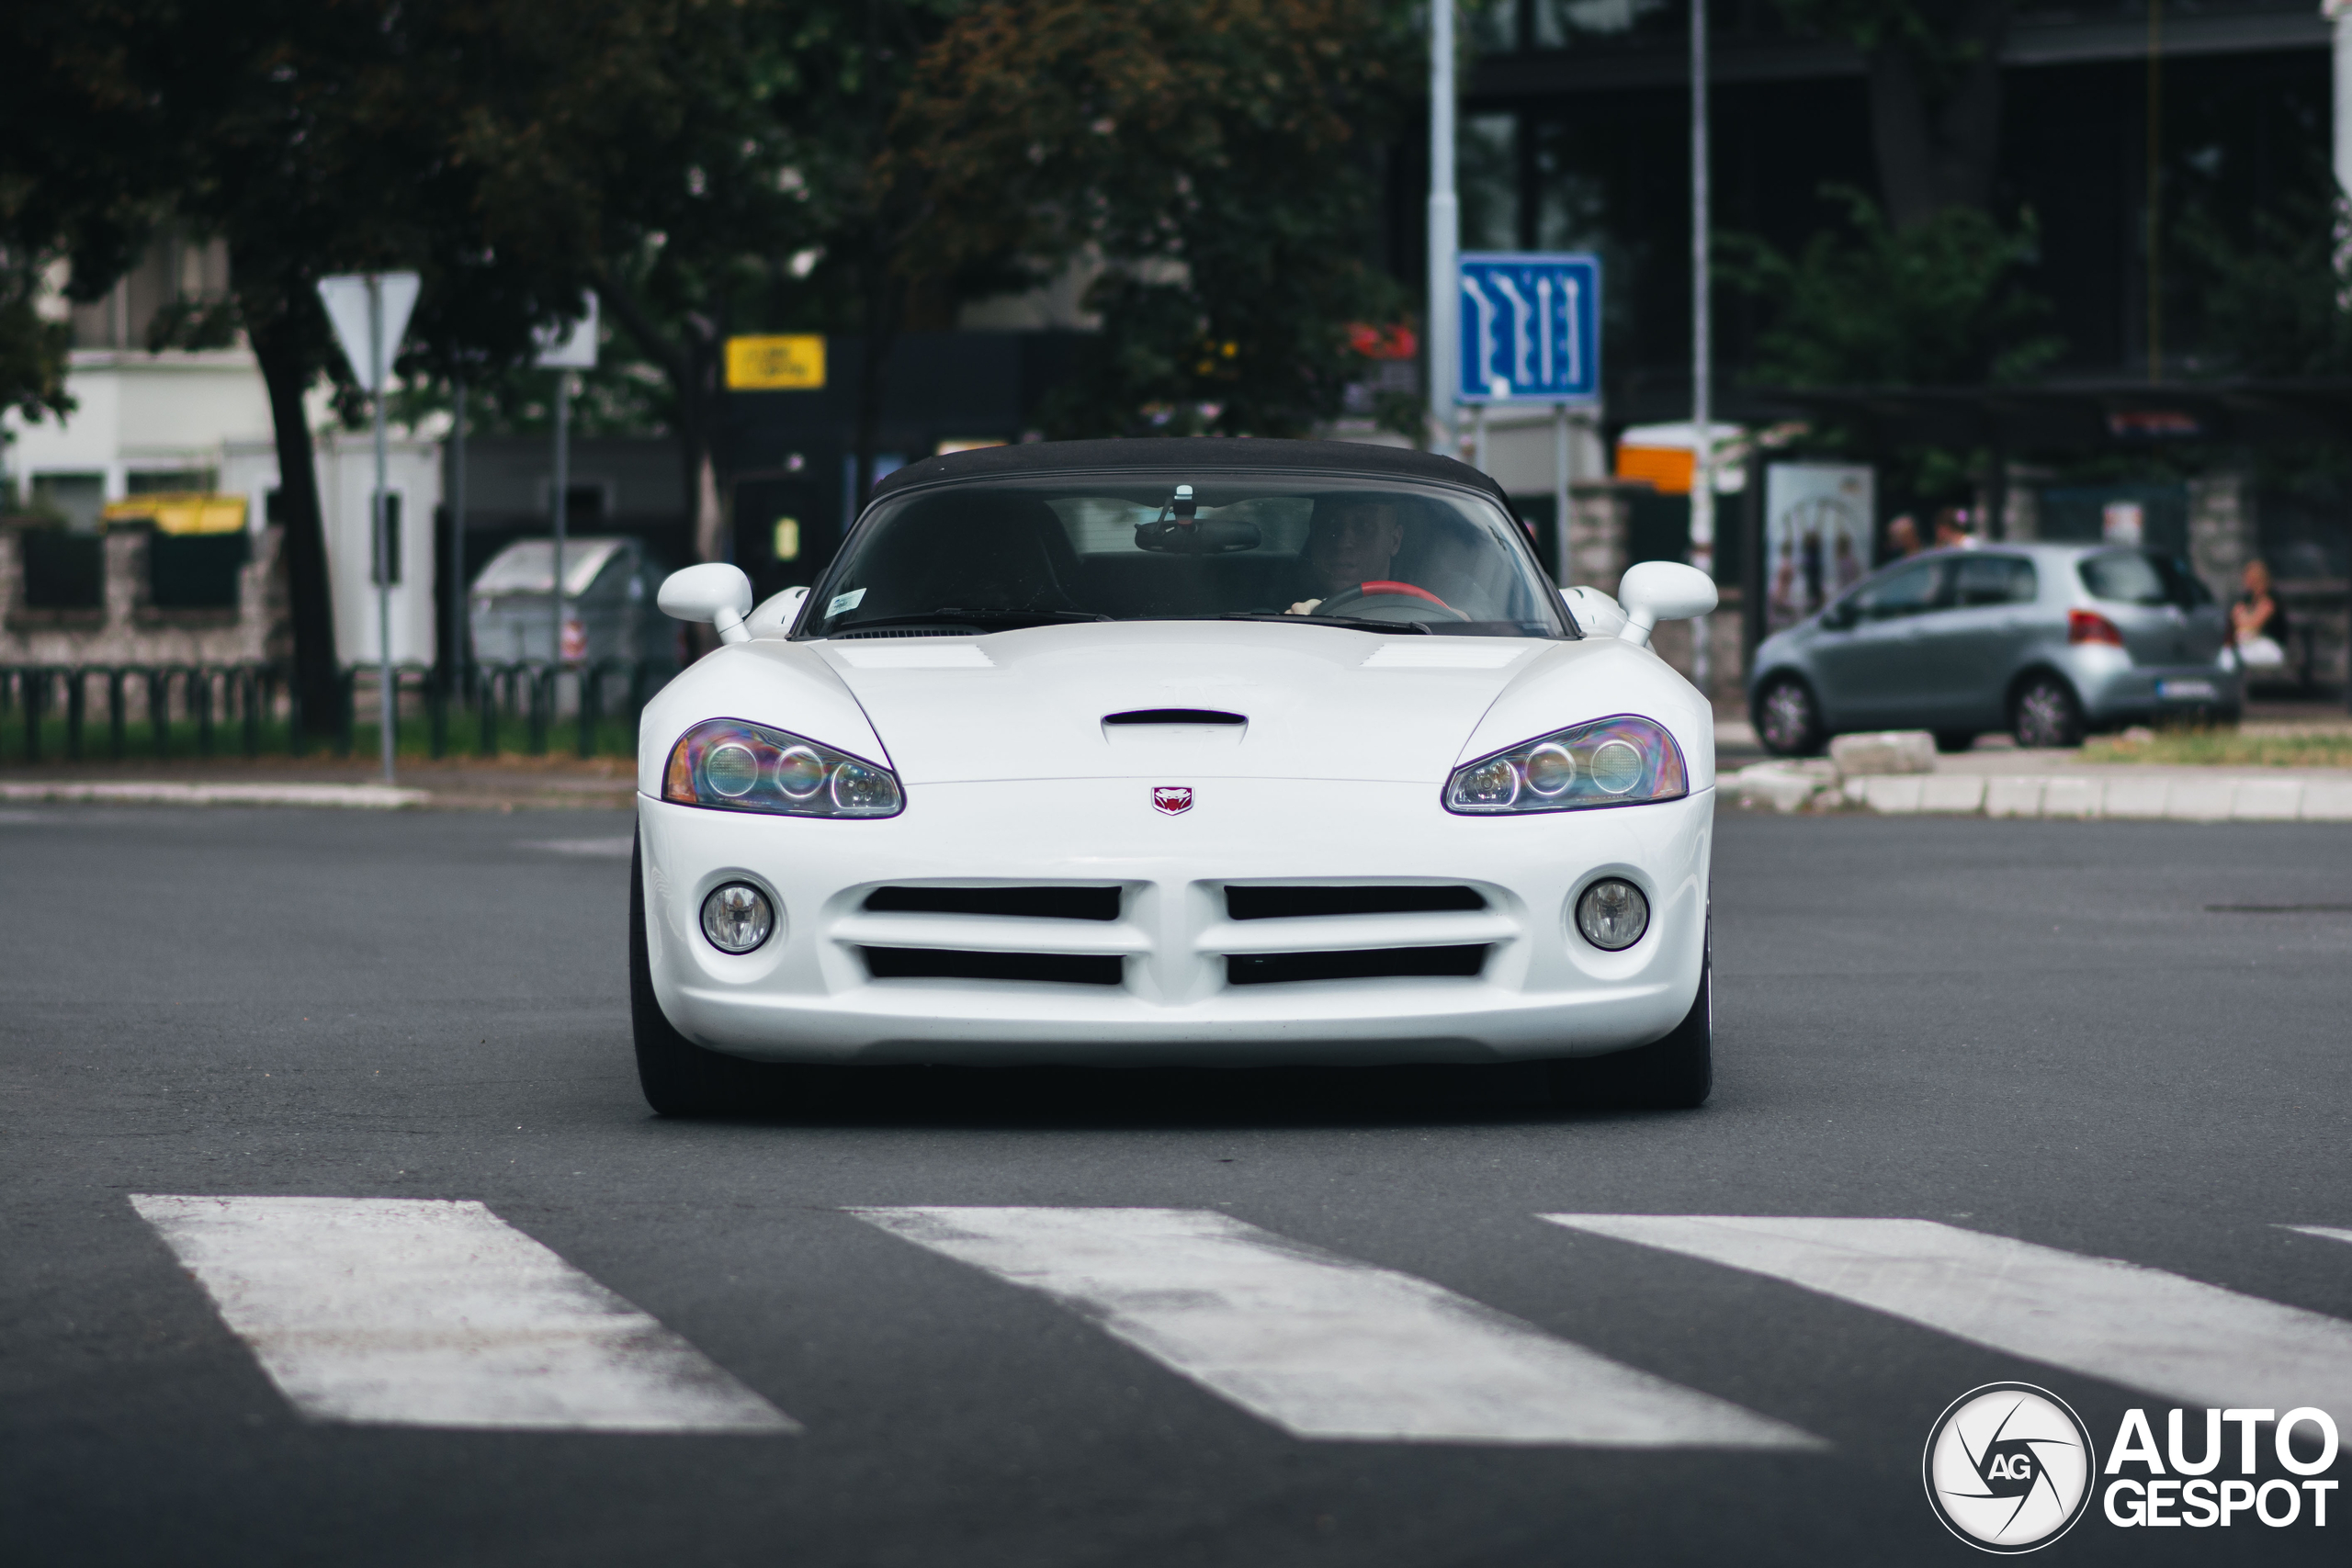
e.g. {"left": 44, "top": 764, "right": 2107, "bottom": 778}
{"left": 813, "top": 621, "right": 1577, "bottom": 784}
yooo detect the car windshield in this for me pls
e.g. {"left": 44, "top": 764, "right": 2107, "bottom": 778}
{"left": 2079, "top": 549, "right": 2211, "bottom": 610}
{"left": 804, "top": 472, "right": 1570, "bottom": 638}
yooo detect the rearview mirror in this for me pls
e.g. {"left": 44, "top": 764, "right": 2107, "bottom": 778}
{"left": 1615, "top": 560, "right": 1718, "bottom": 648}
{"left": 658, "top": 563, "right": 754, "bottom": 645}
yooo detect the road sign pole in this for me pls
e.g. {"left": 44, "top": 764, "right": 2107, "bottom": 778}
{"left": 1427, "top": 0, "right": 1458, "bottom": 456}
{"left": 450, "top": 377, "right": 467, "bottom": 700}
{"left": 1472, "top": 402, "right": 1487, "bottom": 474}
{"left": 1688, "top": 0, "right": 1715, "bottom": 698}
{"left": 551, "top": 370, "right": 571, "bottom": 671}
{"left": 1554, "top": 403, "right": 1571, "bottom": 582}
{"left": 371, "top": 276, "right": 395, "bottom": 785}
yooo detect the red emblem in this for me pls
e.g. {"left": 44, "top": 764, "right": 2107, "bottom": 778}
{"left": 1152, "top": 785, "right": 1193, "bottom": 816}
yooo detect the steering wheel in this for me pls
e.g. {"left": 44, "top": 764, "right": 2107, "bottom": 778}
{"left": 1315, "top": 580, "right": 1469, "bottom": 623}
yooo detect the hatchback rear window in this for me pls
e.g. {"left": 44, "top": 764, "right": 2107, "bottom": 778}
{"left": 2078, "top": 550, "right": 2210, "bottom": 610}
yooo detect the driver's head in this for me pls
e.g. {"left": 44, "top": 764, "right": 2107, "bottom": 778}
{"left": 1303, "top": 498, "right": 1406, "bottom": 594}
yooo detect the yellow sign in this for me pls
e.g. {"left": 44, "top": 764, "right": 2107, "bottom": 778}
{"left": 101, "top": 492, "right": 249, "bottom": 535}
{"left": 726, "top": 334, "right": 826, "bottom": 390}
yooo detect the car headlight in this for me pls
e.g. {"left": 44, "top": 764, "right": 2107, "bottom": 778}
{"left": 662, "top": 718, "right": 904, "bottom": 817}
{"left": 1444, "top": 716, "right": 1689, "bottom": 814}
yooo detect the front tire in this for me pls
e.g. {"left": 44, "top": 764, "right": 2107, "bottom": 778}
{"left": 2011, "top": 674, "right": 2085, "bottom": 749}
{"left": 1550, "top": 943, "right": 1713, "bottom": 1111}
{"left": 630, "top": 830, "right": 776, "bottom": 1116}
{"left": 1753, "top": 676, "right": 1826, "bottom": 757}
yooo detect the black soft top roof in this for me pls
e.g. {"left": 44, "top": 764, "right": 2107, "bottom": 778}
{"left": 869, "top": 437, "right": 1513, "bottom": 511}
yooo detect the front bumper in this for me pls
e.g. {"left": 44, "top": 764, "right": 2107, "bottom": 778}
{"left": 637, "top": 780, "right": 1713, "bottom": 1066}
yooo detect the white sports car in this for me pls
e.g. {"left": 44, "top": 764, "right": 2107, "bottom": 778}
{"left": 631, "top": 439, "right": 1719, "bottom": 1114}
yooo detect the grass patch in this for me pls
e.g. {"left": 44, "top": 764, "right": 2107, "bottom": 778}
{"left": 2083, "top": 728, "right": 2352, "bottom": 769}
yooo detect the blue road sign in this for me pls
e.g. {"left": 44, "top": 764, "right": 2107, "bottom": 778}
{"left": 1456, "top": 253, "right": 1600, "bottom": 405}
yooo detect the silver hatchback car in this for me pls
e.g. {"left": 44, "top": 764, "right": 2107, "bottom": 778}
{"left": 1747, "top": 543, "right": 2240, "bottom": 755}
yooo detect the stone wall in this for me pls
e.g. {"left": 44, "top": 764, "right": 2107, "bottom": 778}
{"left": 0, "top": 521, "right": 287, "bottom": 667}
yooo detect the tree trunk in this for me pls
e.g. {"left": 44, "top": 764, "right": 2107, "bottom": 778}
{"left": 596, "top": 277, "right": 729, "bottom": 566}
{"left": 853, "top": 254, "right": 899, "bottom": 513}
{"left": 244, "top": 300, "right": 343, "bottom": 730}
{"left": 1863, "top": 0, "right": 2010, "bottom": 230}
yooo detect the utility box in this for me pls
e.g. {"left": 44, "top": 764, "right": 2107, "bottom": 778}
{"left": 468, "top": 536, "right": 675, "bottom": 671}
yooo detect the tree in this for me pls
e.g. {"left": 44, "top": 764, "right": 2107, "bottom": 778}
{"left": 890, "top": 0, "right": 1416, "bottom": 438}
{"left": 1772, "top": 0, "right": 2011, "bottom": 230}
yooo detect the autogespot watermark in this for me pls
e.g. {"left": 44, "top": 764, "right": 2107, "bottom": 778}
{"left": 1925, "top": 1386, "right": 2341, "bottom": 1552}
{"left": 1924, "top": 1383, "right": 2097, "bottom": 1552}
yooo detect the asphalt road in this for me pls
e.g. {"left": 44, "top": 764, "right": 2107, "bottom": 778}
{"left": 4, "top": 804, "right": 2347, "bottom": 1566}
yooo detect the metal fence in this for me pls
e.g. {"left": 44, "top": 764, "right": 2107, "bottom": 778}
{"left": 0, "top": 660, "right": 669, "bottom": 764}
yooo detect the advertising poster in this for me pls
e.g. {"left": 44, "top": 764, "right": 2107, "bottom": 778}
{"left": 1763, "top": 462, "right": 1875, "bottom": 633}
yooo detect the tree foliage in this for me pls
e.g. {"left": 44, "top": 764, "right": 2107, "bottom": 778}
{"left": 1721, "top": 186, "right": 2058, "bottom": 388}
{"left": 891, "top": 0, "right": 1416, "bottom": 437}
{"left": 2174, "top": 181, "right": 2352, "bottom": 378}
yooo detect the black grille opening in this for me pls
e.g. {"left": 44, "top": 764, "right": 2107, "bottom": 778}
{"left": 863, "top": 948, "right": 1124, "bottom": 985}
{"left": 1103, "top": 708, "right": 1247, "bottom": 726}
{"left": 1227, "top": 945, "right": 1488, "bottom": 986}
{"left": 1226, "top": 885, "right": 1486, "bottom": 921}
{"left": 865, "top": 886, "right": 1120, "bottom": 921}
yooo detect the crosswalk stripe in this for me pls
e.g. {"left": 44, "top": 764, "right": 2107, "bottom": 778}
{"left": 1542, "top": 1215, "right": 2352, "bottom": 1417}
{"left": 2283, "top": 1224, "right": 2352, "bottom": 1247}
{"left": 849, "top": 1205, "right": 1819, "bottom": 1448}
{"left": 131, "top": 1195, "right": 796, "bottom": 1433}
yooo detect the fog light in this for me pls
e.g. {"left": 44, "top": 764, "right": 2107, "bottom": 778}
{"left": 701, "top": 882, "right": 775, "bottom": 953}
{"left": 1576, "top": 878, "right": 1648, "bottom": 951}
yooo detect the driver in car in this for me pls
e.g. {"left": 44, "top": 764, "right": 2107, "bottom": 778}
{"left": 1287, "top": 499, "right": 1407, "bottom": 615}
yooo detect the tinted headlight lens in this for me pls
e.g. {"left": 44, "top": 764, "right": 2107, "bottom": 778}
{"left": 701, "top": 882, "right": 775, "bottom": 953}
{"left": 662, "top": 718, "right": 903, "bottom": 818}
{"left": 1576, "top": 878, "right": 1649, "bottom": 951}
{"left": 1446, "top": 716, "right": 1689, "bottom": 815}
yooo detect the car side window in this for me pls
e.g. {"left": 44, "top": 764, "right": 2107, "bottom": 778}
{"left": 1851, "top": 558, "right": 1947, "bottom": 621}
{"left": 1953, "top": 555, "right": 2036, "bottom": 606}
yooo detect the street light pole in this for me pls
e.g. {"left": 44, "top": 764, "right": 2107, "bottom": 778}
{"left": 1688, "top": 0, "right": 1714, "bottom": 697}
{"left": 551, "top": 369, "right": 571, "bottom": 671}
{"left": 1427, "top": 0, "right": 1458, "bottom": 457}
{"left": 370, "top": 276, "right": 395, "bottom": 784}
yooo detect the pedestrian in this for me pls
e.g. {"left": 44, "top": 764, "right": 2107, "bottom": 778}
{"left": 1886, "top": 514, "right": 1922, "bottom": 558}
{"left": 1932, "top": 507, "right": 1979, "bottom": 549}
{"left": 2229, "top": 558, "right": 2290, "bottom": 674}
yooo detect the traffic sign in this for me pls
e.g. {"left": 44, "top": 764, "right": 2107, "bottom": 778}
{"left": 1456, "top": 253, "right": 1600, "bottom": 404}
{"left": 726, "top": 334, "right": 826, "bottom": 389}
{"left": 317, "top": 273, "right": 419, "bottom": 391}
{"left": 535, "top": 292, "right": 600, "bottom": 368}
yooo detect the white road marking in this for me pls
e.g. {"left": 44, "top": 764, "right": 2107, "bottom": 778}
{"left": 850, "top": 1205, "right": 1816, "bottom": 1448}
{"left": 518, "top": 836, "right": 634, "bottom": 858}
{"left": 2283, "top": 1224, "right": 2352, "bottom": 1247}
{"left": 131, "top": 1195, "right": 795, "bottom": 1433}
{"left": 1543, "top": 1215, "right": 2352, "bottom": 1416}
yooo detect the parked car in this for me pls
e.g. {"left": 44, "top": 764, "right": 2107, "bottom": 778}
{"left": 1747, "top": 543, "right": 2239, "bottom": 755}
{"left": 630, "top": 438, "right": 1722, "bottom": 1114}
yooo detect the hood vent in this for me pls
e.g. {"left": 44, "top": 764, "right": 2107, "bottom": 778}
{"left": 1103, "top": 708, "right": 1247, "bottom": 726}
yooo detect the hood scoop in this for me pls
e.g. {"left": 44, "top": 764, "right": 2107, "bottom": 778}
{"left": 1102, "top": 707, "right": 1248, "bottom": 747}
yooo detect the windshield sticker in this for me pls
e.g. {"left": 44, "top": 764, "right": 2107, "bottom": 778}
{"left": 827, "top": 587, "right": 866, "bottom": 618}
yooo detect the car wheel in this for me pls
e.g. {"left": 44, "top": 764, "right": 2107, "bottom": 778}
{"left": 1754, "top": 677, "right": 1825, "bottom": 757}
{"left": 2011, "top": 674, "right": 2084, "bottom": 750}
{"left": 630, "top": 830, "right": 777, "bottom": 1116}
{"left": 1550, "top": 932, "right": 1712, "bottom": 1111}
{"left": 1933, "top": 729, "right": 1977, "bottom": 754}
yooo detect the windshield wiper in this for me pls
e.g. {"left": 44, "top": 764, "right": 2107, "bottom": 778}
{"left": 1214, "top": 613, "right": 1431, "bottom": 634}
{"left": 834, "top": 607, "right": 1112, "bottom": 634}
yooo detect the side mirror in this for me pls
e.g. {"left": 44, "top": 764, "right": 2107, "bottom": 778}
{"left": 657, "top": 563, "right": 754, "bottom": 646}
{"left": 1615, "top": 560, "right": 1718, "bottom": 648}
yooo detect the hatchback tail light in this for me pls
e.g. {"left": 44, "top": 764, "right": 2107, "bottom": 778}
{"left": 2068, "top": 609, "right": 2125, "bottom": 647}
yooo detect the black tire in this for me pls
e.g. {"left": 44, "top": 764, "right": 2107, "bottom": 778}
{"left": 630, "top": 830, "right": 776, "bottom": 1116}
{"left": 1550, "top": 942, "right": 1713, "bottom": 1111}
{"left": 1753, "top": 676, "right": 1826, "bottom": 757}
{"left": 2011, "top": 673, "right": 2085, "bottom": 750}
{"left": 1932, "top": 729, "right": 1977, "bottom": 754}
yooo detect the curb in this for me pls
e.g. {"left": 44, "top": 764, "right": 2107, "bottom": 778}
{"left": 1733, "top": 763, "right": 2352, "bottom": 823}
{"left": 0, "top": 781, "right": 432, "bottom": 810}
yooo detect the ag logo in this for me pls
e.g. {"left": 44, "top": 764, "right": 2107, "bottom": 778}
{"left": 1152, "top": 785, "right": 1193, "bottom": 816}
{"left": 1924, "top": 1382, "right": 2096, "bottom": 1553}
